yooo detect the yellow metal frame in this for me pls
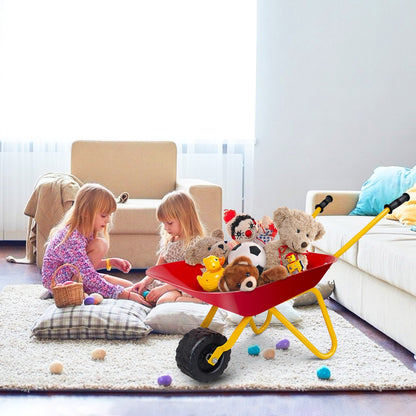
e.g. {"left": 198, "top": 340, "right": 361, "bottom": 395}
{"left": 201, "top": 287, "right": 337, "bottom": 366}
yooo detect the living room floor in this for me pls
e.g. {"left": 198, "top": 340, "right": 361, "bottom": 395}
{"left": 1, "top": 241, "right": 416, "bottom": 416}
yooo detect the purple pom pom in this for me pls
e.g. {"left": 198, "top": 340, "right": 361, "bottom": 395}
{"left": 157, "top": 374, "right": 172, "bottom": 386}
{"left": 84, "top": 296, "right": 95, "bottom": 305}
{"left": 276, "top": 338, "right": 290, "bottom": 350}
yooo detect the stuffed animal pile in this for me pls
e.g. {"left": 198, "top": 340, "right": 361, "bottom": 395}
{"left": 185, "top": 206, "right": 334, "bottom": 303}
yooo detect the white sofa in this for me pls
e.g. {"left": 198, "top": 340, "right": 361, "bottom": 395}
{"left": 306, "top": 190, "right": 416, "bottom": 356}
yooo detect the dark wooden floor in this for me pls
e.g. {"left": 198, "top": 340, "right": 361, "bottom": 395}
{"left": 1, "top": 241, "right": 416, "bottom": 416}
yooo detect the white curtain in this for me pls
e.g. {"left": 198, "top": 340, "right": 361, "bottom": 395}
{"left": 0, "top": 0, "right": 256, "bottom": 239}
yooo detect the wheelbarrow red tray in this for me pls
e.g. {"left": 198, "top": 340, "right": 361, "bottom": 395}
{"left": 146, "top": 252, "right": 337, "bottom": 316}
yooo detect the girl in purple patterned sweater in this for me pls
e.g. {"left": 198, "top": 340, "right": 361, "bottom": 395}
{"left": 42, "top": 183, "right": 151, "bottom": 306}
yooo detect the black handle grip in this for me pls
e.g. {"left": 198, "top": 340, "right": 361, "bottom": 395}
{"left": 384, "top": 193, "right": 410, "bottom": 213}
{"left": 315, "top": 195, "right": 333, "bottom": 213}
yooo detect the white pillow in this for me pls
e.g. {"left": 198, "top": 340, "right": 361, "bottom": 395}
{"left": 144, "top": 302, "right": 228, "bottom": 334}
{"left": 226, "top": 300, "right": 302, "bottom": 326}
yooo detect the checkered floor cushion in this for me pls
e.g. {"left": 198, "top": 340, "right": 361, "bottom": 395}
{"left": 31, "top": 299, "right": 152, "bottom": 340}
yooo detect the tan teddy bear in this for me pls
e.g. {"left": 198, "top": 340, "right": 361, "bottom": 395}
{"left": 184, "top": 229, "right": 231, "bottom": 266}
{"left": 264, "top": 207, "right": 325, "bottom": 275}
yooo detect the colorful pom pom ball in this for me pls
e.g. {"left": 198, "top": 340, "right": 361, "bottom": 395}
{"left": 84, "top": 296, "right": 95, "bottom": 305}
{"left": 262, "top": 348, "right": 275, "bottom": 360}
{"left": 92, "top": 348, "right": 107, "bottom": 360}
{"left": 157, "top": 374, "right": 172, "bottom": 386}
{"left": 276, "top": 338, "right": 290, "bottom": 350}
{"left": 248, "top": 344, "right": 261, "bottom": 356}
{"left": 317, "top": 365, "right": 331, "bottom": 380}
{"left": 50, "top": 361, "right": 64, "bottom": 374}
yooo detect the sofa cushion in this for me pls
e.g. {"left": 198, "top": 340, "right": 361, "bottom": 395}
{"left": 349, "top": 165, "right": 416, "bottom": 216}
{"left": 314, "top": 216, "right": 416, "bottom": 296}
{"left": 71, "top": 141, "right": 177, "bottom": 199}
{"left": 356, "top": 221, "right": 416, "bottom": 296}
{"left": 386, "top": 183, "right": 416, "bottom": 226}
{"left": 111, "top": 199, "right": 161, "bottom": 234}
{"left": 312, "top": 215, "right": 373, "bottom": 266}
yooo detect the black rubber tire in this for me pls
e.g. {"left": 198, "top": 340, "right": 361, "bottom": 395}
{"left": 175, "top": 327, "right": 231, "bottom": 382}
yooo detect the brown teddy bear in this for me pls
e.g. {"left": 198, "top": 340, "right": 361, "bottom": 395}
{"left": 264, "top": 207, "right": 325, "bottom": 274}
{"left": 184, "top": 229, "right": 231, "bottom": 266}
{"left": 218, "top": 255, "right": 288, "bottom": 292}
{"left": 218, "top": 256, "right": 259, "bottom": 292}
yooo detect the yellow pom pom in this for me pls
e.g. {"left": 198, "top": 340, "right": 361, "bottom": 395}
{"left": 92, "top": 348, "right": 106, "bottom": 360}
{"left": 50, "top": 361, "right": 64, "bottom": 374}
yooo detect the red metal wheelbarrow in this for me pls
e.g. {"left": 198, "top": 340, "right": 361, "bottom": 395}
{"left": 146, "top": 194, "right": 409, "bottom": 382}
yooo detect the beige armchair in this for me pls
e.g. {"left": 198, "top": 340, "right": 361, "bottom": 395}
{"left": 71, "top": 140, "right": 222, "bottom": 269}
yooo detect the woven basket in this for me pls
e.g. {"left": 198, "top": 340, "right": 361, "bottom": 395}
{"left": 51, "top": 263, "right": 84, "bottom": 308}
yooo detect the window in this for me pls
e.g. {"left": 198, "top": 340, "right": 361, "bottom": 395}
{"left": 0, "top": 0, "right": 256, "bottom": 239}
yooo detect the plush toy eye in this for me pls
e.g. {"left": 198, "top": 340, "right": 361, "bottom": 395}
{"left": 237, "top": 283, "right": 241, "bottom": 288}
{"left": 306, "top": 233, "right": 309, "bottom": 238}
{"left": 297, "top": 229, "right": 300, "bottom": 233}
{"left": 235, "top": 231, "right": 243, "bottom": 238}
{"left": 245, "top": 272, "right": 250, "bottom": 277}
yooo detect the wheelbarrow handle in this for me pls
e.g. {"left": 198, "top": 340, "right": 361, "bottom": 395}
{"left": 315, "top": 195, "right": 333, "bottom": 213}
{"left": 384, "top": 192, "right": 410, "bottom": 213}
{"left": 334, "top": 192, "right": 410, "bottom": 259}
{"left": 312, "top": 195, "right": 333, "bottom": 218}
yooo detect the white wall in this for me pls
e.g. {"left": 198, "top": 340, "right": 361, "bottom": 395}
{"left": 253, "top": 0, "right": 416, "bottom": 219}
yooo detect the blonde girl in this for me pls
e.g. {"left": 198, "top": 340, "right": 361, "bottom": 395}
{"left": 133, "top": 190, "right": 205, "bottom": 304}
{"left": 42, "top": 183, "right": 150, "bottom": 306}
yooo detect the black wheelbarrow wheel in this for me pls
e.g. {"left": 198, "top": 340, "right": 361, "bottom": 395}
{"left": 175, "top": 327, "right": 231, "bottom": 382}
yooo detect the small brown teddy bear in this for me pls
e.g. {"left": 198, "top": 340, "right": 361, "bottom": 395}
{"left": 218, "top": 256, "right": 259, "bottom": 292}
{"left": 264, "top": 207, "right": 325, "bottom": 274}
{"left": 218, "top": 255, "right": 288, "bottom": 292}
{"left": 184, "top": 229, "right": 231, "bottom": 266}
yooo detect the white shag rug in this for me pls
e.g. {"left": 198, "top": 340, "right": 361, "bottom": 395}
{"left": 1, "top": 284, "right": 416, "bottom": 392}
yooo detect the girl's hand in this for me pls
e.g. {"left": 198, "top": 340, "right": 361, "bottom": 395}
{"left": 121, "top": 289, "right": 152, "bottom": 307}
{"left": 146, "top": 285, "right": 169, "bottom": 304}
{"left": 111, "top": 258, "right": 132, "bottom": 273}
{"left": 131, "top": 276, "right": 153, "bottom": 294}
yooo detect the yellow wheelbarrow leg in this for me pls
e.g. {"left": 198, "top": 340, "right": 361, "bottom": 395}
{"left": 207, "top": 315, "right": 252, "bottom": 366}
{"left": 248, "top": 310, "right": 273, "bottom": 334}
{"left": 270, "top": 287, "right": 337, "bottom": 359}
{"left": 200, "top": 305, "right": 219, "bottom": 328}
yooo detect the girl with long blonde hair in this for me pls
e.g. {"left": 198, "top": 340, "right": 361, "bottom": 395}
{"left": 133, "top": 190, "right": 205, "bottom": 304}
{"left": 42, "top": 183, "right": 150, "bottom": 306}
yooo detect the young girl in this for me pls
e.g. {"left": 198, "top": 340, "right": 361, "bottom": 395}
{"left": 42, "top": 183, "right": 151, "bottom": 306}
{"left": 133, "top": 190, "right": 205, "bottom": 305}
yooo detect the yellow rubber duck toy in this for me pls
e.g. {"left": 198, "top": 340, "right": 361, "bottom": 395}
{"left": 197, "top": 255, "right": 225, "bottom": 291}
